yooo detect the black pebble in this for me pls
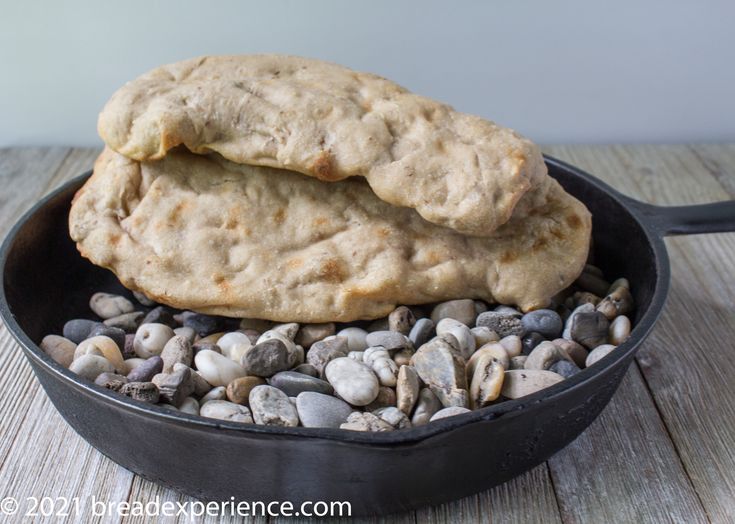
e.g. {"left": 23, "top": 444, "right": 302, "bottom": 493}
{"left": 521, "top": 332, "right": 546, "bottom": 355}
{"left": 184, "top": 313, "right": 222, "bottom": 337}
{"left": 63, "top": 319, "right": 101, "bottom": 344}
{"left": 142, "top": 306, "right": 178, "bottom": 328}
{"left": 89, "top": 324, "right": 126, "bottom": 350}
{"left": 549, "top": 359, "right": 581, "bottom": 379}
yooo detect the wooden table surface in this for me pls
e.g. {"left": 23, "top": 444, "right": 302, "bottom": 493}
{"left": 0, "top": 145, "right": 733, "bottom": 523}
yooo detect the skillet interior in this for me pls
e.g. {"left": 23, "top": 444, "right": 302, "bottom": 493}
{"left": 0, "top": 157, "right": 668, "bottom": 513}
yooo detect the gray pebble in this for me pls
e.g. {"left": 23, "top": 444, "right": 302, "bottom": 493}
{"left": 240, "top": 338, "right": 290, "bottom": 377}
{"left": 122, "top": 334, "right": 136, "bottom": 359}
{"left": 183, "top": 312, "right": 222, "bottom": 336}
{"left": 388, "top": 306, "right": 415, "bottom": 335}
{"left": 142, "top": 306, "right": 178, "bottom": 329}
{"left": 89, "top": 324, "right": 126, "bottom": 352}
{"left": 562, "top": 303, "right": 595, "bottom": 339}
{"left": 173, "top": 326, "right": 197, "bottom": 344}
{"left": 521, "top": 310, "right": 562, "bottom": 339}
{"left": 365, "top": 331, "right": 411, "bottom": 351}
{"left": 40, "top": 335, "right": 76, "bottom": 368}
{"left": 493, "top": 305, "right": 523, "bottom": 318}
{"left": 94, "top": 372, "right": 128, "bottom": 391}
{"left": 292, "top": 363, "right": 320, "bottom": 377}
{"left": 200, "top": 386, "right": 227, "bottom": 405}
{"left": 408, "top": 318, "right": 435, "bottom": 348}
{"left": 570, "top": 311, "right": 610, "bottom": 349}
{"left": 306, "top": 337, "right": 348, "bottom": 376}
{"left": 200, "top": 400, "right": 253, "bottom": 423}
{"left": 89, "top": 292, "right": 135, "bottom": 320}
{"left": 340, "top": 411, "right": 393, "bottom": 432}
{"left": 126, "top": 356, "right": 163, "bottom": 382}
{"left": 335, "top": 327, "right": 368, "bottom": 352}
{"left": 160, "top": 335, "right": 193, "bottom": 373}
{"left": 103, "top": 311, "right": 144, "bottom": 333}
{"left": 410, "top": 337, "right": 468, "bottom": 408}
{"left": 178, "top": 397, "right": 200, "bottom": 415}
{"left": 269, "top": 371, "right": 334, "bottom": 396}
{"left": 249, "top": 385, "right": 299, "bottom": 426}
{"left": 374, "top": 406, "right": 411, "bottom": 429}
{"left": 271, "top": 322, "right": 300, "bottom": 341}
{"left": 175, "top": 364, "right": 212, "bottom": 397}
{"left": 120, "top": 381, "right": 160, "bottom": 403}
{"left": 430, "top": 299, "right": 477, "bottom": 327}
{"left": 325, "top": 357, "right": 380, "bottom": 406}
{"left": 69, "top": 354, "right": 114, "bottom": 380}
{"left": 429, "top": 406, "right": 471, "bottom": 422}
{"left": 548, "top": 359, "right": 581, "bottom": 378}
{"left": 471, "top": 326, "right": 499, "bottom": 347}
{"left": 63, "top": 319, "right": 100, "bottom": 344}
{"left": 153, "top": 366, "right": 195, "bottom": 407}
{"left": 296, "top": 392, "right": 352, "bottom": 428}
{"left": 476, "top": 311, "right": 525, "bottom": 338}
{"left": 133, "top": 290, "right": 157, "bottom": 307}
{"left": 295, "top": 323, "right": 335, "bottom": 349}
{"left": 396, "top": 365, "right": 420, "bottom": 415}
{"left": 411, "top": 388, "right": 443, "bottom": 426}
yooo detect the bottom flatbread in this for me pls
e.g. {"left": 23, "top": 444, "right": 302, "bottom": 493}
{"left": 69, "top": 148, "right": 591, "bottom": 322}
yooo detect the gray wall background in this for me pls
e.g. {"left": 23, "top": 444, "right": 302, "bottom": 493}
{"left": 1, "top": 0, "right": 733, "bottom": 147}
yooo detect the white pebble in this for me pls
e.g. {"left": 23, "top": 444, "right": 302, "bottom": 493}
{"left": 134, "top": 323, "right": 175, "bottom": 358}
{"left": 609, "top": 316, "right": 631, "bottom": 345}
{"left": 194, "top": 349, "right": 248, "bottom": 387}
{"left": 585, "top": 344, "right": 617, "bottom": 367}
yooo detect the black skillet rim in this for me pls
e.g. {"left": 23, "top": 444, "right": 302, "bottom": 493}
{"left": 0, "top": 155, "right": 671, "bottom": 446}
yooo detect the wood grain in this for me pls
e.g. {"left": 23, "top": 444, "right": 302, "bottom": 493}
{"left": 0, "top": 146, "right": 732, "bottom": 523}
{"left": 546, "top": 144, "right": 735, "bottom": 524}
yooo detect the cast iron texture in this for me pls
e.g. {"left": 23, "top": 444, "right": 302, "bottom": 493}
{"left": 1, "top": 156, "right": 734, "bottom": 515}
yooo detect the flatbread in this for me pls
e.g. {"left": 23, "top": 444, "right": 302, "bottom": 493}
{"left": 69, "top": 148, "right": 591, "bottom": 322}
{"left": 98, "top": 55, "right": 547, "bottom": 237}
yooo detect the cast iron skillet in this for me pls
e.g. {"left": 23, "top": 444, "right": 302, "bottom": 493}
{"left": 1, "top": 156, "right": 734, "bottom": 516}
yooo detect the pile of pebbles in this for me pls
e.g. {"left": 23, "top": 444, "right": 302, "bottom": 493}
{"left": 40, "top": 264, "right": 633, "bottom": 432}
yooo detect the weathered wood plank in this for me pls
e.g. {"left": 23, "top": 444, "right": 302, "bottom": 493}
{"left": 546, "top": 366, "right": 706, "bottom": 523}
{"left": 0, "top": 147, "right": 134, "bottom": 524}
{"left": 417, "top": 465, "right": 562, "bottom": 524}
{"left": 545, "top": 144, "right": 735, "bottom": 523}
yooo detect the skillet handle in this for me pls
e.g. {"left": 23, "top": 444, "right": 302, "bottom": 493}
{"left": 623, "top": 198, "right": 735, "bottom": 237}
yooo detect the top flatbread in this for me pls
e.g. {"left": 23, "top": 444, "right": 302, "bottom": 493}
{"left": 69, "top": 148, "right": 590, "bottom": 322}
{"left": 98, "top": 55, "right": 547, "bottom": 237}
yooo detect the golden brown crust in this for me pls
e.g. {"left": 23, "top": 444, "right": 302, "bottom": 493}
{"left": 69, "top": 148, "right": 591, "bottom": 322}
{"left": 97, "top": 55, "right": 547, "bottom": 236}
